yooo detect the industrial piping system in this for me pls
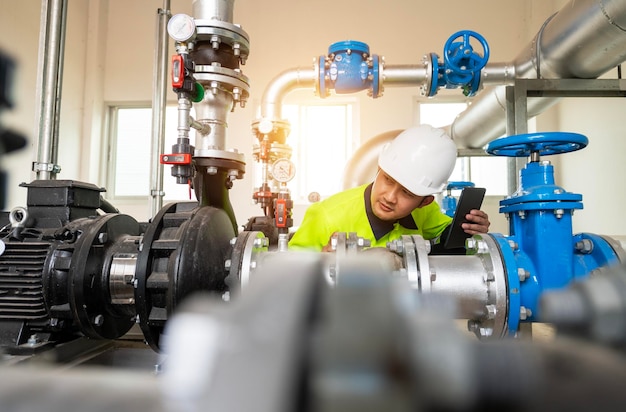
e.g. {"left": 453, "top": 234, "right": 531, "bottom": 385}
{"left": 232, "top": 129, "right": 626, "bottom": 338}
{"left": 2, "top": 2, "right": 626, "bottom": 411}
{"left": 0, "top": 0, "right": 251, "bottom": 353}
{"left": 0, "top": 0, "right": 624, "bottom": 365}
{"left": 250, "top": 30, "right": 492, "bottom": 247}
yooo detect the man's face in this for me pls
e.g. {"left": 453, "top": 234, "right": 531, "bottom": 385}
{"left": 371, "top": 170, "right": 430, "bottom": 221}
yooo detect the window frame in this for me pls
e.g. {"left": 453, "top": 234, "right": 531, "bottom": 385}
{"left": 281, "top": 97, "right": 360, "bottom": 204}
{"left": 103, "top": 102, "right": 192, "bottom": 203}
{"left": 414, "top": 96, "right": 509, "bottom": 196}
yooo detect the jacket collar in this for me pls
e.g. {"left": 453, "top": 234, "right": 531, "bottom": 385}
{"left": 364, "top": 183, "right": 418, "bottom": 241}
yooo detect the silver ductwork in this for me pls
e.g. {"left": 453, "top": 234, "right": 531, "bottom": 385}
{"left": 451, "top": 0, "right": 626, "bottom": 149}
{"left": 341, "top": 129, "right": 402, "bottom": 190}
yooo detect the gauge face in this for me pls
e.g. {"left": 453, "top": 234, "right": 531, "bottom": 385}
{"left": 271, "top": 159, "right": 296, "bottom": 183}
{"left": 167, "top": 14, "right": 196, "bottom": 42}
{"left": 257, "top": 118, "right": 274, "bottom": 134}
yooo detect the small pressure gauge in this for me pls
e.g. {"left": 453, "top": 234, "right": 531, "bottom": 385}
{"left": 257, "top": 118, "right": 274, "bottom": 135}
{"left": 168, "top": 14, "right": 196, "bottom": 42}
{"left": 270, "top": 158, "right": 296, "bottom": 183}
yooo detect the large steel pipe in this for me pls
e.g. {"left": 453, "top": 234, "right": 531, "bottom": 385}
{"left": 451, "top": 0, "right": 626, "bottom": 149}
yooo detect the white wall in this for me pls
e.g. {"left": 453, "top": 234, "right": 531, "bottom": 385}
{"left": 9, "top": 0, "right": 622, "bottom": 240}
{"left": 0, "top": 0, "right": 89, "bottom": 207}
{"left": 556, "top": 96, "right": 626, "bottom": 237}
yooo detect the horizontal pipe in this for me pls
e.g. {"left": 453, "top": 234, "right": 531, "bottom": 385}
{"left": 382, "top": 65, "right": 428, "bottom": 87}
{"left": 427, "top": 255, "right": 493, "bottom": 320}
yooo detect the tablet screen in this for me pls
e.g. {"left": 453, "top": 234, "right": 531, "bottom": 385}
{"left": 443, "top": 187, "right": 486, "bottom": 249}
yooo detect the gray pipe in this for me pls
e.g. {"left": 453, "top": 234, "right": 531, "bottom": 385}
{"left": 149, "top": 0, "right": 171, "bottom": 217}
{"left": 451, "top": 0, "right": 626, "bottom": 149}
{"left": 260, "top": 67, "right": 316, "bottom": 121}
{"left": 34, "top": 0, "right": 67, "bottom": 180}
{"left": 259, "top": 64, "right": 430, "bottom": 123}
{"left": 341, "top": 129, "right": 402, "bottom": 190}
{"left": 193, "top": 0, "right": 234, "bottom": 21}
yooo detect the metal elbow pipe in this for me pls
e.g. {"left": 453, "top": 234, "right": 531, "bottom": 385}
{"left": 259, "top": 62, "right": 428, "bottom": 122}
{"left": 260, "top": 67, "right": 316, "bottom": 121}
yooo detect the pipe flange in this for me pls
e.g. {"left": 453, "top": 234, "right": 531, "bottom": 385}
{"left": 399, "top": 235, "right": 420, "bottom": 289}
{"left": 193, "top": 65, "right": 251, "bottom": 102}
{"left": 467, "top": 234, "right": 509, "bottom": 339}
{"left": 194, "top": 19, "right": 250, "bottom": 64}
{"left": 194, "top": 148, "right": 245, "bottom": 164}
{"left": 419, "top": 54, "right": 434, "bottom": 97}
{"left": 598, "top": 234, "right": 626, "bottom": 263}
{"left": 228, "top": 231, "right": 268, "bottom": 291}
{"left": 411, "top": 235, "right": 432, "bottom": 293}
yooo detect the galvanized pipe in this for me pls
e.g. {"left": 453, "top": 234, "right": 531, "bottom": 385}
{"left": 259, "top": 64, "right": 430, "bottom": 122}
{"left": 426, "top": 255, "right": 493, "bottom": 320}
{"left": 451, "top": 0, "right": 626, "bottom": 149}
{"left": 260, "top": 67, "right": 316, "bottom": 121}
{"left": 34, "top": 0, "right": 67, "bottom": 180}
{"left": 381, "top": 65, "right": 429, "bottom": 87}
{"left": 193, "top": 0, "right": 233, "bottom": 21}
{"left": 149, "top": 0, "right": 171, "bottom": 217}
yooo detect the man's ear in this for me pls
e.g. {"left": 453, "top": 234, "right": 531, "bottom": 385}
{"left": 418, "top": 195, "right": 435, "bottom": 208}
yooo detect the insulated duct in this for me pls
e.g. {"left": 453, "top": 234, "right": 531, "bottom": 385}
{"left": 451, "top": 0, "right": 626, "bottom": 149}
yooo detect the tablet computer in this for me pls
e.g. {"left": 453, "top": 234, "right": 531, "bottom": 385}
{"left": 443, "top": 187, "right": 486, "bottom": 249}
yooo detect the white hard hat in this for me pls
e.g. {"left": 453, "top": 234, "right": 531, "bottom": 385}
{"left": 378, "top": 125, "right": 457, "bottom": 196}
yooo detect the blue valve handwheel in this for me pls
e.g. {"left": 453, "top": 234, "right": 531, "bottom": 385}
{"left": 486, "top": 132, "right": 588, "bottom": 157}
{"left": 443, "top": 30, "right": 490, "bottom": 75}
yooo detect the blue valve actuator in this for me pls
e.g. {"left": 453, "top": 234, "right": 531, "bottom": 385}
{"left": 318, "top": 40, "right": 381, "bottom": 98}
{"left": 429, "top": 30, "right": 490, "bottom": 97}
{"left": 485, "top": 132, "right": 620, "bottom": 336}
{"left": 441, "top": 181, "right": 475, "bottom": 217}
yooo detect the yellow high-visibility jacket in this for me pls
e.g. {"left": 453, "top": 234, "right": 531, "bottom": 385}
{"left": 289, "top": 183, "right": 452, "bottom": 251}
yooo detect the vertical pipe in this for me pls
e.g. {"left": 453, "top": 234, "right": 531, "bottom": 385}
{"left": 149, "top": 0, "right": 171, "bottom": 217}
{"left": 192, "top": 0, "right": 234, "bottom": 21}
{"left": 34, "top": 0, "right": 67, "bottom": 180}
{"left": 52, "top": 0, "right": 67, "bottom": 172}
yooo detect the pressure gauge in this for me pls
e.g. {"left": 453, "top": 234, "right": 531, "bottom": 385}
{"left": 270, "top": 159, "right": 296, "bottom": 183}
{"left": 257, "top": 118, "right": 274, "bottom": 134}
{"left": 168, "top": 14, "right": 196, "bottom": 42}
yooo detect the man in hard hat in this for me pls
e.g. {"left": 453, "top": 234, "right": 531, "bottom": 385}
{"left": 288, "top": 124, "right": 490, "bottom": 252}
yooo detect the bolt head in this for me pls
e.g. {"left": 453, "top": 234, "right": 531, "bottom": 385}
{"left": 517, "top": 268, "right": 529, "bottom": 281}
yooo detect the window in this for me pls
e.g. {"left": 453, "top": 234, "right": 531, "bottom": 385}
{"left": 106, "top": 105, "right": 191, "bottom": 201}
{"left": 282, "top": 101, "right": 357, "bottom": 203}
{"left": 418, "top": 101, "right": 508, "bottom": 196}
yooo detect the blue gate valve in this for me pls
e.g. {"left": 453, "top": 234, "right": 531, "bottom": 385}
{"left": 441, "top": 181, "right": 475, "bottom": 217}
{"left": 427, "top": 30, "right": 489, "bottom": 97}
{"left": 317, "top": 40, "right": 383, "bottom": 98}
{"left": 485, "top": 132, "right": 622, "bottom": 335}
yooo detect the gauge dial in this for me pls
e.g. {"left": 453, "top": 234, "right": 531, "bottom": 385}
{"left": 167, "top": 14, "right": 196, "bottom": 42}
{"left": 270, "top": 158, "right": 296, "bottom": 183}
{"left": 257, "top": 118, "right": 274, "bottom": 134}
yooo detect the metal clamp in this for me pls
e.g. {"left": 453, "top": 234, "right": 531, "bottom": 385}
{"left": 32, "top": 161, "right": 61, "bottom": 173}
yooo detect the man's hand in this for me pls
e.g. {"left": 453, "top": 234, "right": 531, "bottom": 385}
{"left": 461, "top": 209, "right": 490, "bottom": 234}
{"left": 322, "top": 232, "right": 338, "bottom": 252}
